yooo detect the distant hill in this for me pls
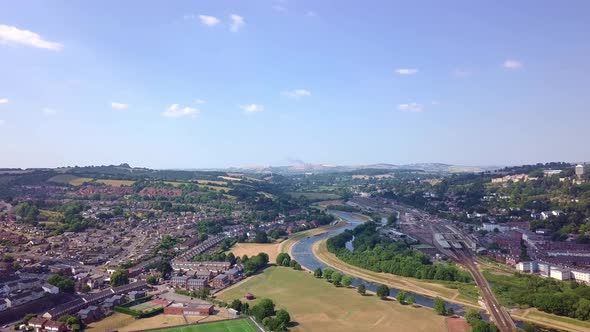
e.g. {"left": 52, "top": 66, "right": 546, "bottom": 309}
{"left": 225, "top": 162, "right": 501, "bottom": 175}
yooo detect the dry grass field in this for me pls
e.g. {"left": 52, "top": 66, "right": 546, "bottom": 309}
{"left": 216, "top": 266, "right": 447, "bottom": 332}
{"left": 229, "top": 242, "right": 282, "bottom": 263}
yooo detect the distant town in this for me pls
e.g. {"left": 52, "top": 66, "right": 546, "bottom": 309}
{"left": 0, "top": 162, "right": 589, "bottom": 332}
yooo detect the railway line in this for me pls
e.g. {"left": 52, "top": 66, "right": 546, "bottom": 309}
{"left": 454, "top": 249, "right": 516, "bottom": 332}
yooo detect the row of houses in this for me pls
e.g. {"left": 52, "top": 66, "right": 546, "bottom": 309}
{"left": 27, "top": 317, "right": 67, "bottom": 332}
{"left": 170, "top": 265, "right": 243, "bottom": 290}
{"left": 42, "top": 281, "right": 147, "bottom": 320}
{"left": 516, "top": 261, "right": 590, "bottom": 283}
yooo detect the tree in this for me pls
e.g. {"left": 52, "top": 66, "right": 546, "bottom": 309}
{"left": 342, "top": 275, "right": 353, "bottom": 288}
{"left": 465, "top": 309, "right": 481, "bottom": 324}
{"left": 447, "top": 307, "right": 455, "bottom": 316}
{"left": 23, "top": 313, "right": 36, "bottom": 324}
{"left": 230, "top": 299, "right": 242, "bottom": 312}
{"left": 47, "top": 274, "right": 75, "bottom": 293}
{"left": 251, "top": 298, "right": 275, "bottom": 322}
{"left": 110, "top": 269, "right": 129, "bottom": 287}
{"left": 276, "top": 253, "right": 291, "bottom": 266}
{"left": 275, "top": 309, "right": 291, "bottom": 326}
{"left": 331, "top": 272, "right": 343, "bottom": 286}
{"left": 357, "top": 284, "right": 366, "bottom": 295}
{"left": 407, "top": 295, "right": 415, "bottom": 305}
{"left": 376, "top": 284, "right": 389, "bottom": 299}
{"left": 396, "top": 291, "right": 406, "bottom": 304}
{"left": 254, "top": 231, "right": 270, "bottom": 243}
{"left": 314, "top": 267, "right": 323, "bottom": 278}
{"left": 323, "top": 268, "right": 334, "bottom": 281}
{"left": 156, "top": 261, "right": 172, "bottom": 278}
{"left": 433, "top": 297, "right": 447, "bottom": 315}
{"left": 146, "top": 275, "right": 158, "bottom": 285}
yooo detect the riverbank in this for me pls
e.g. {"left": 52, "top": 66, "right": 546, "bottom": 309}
{"left": 312, "top": 239, "right": 481, "bottom": 309}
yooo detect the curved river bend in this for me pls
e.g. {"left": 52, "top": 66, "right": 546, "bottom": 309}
{"left": 290, "top": 210, "right": 464, "bottom": 313}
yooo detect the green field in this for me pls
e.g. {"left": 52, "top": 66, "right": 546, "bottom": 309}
{"left": 153, "top": 319, "right": 259, "bottom": 332}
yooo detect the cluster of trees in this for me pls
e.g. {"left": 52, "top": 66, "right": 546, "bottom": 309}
{"left": 47, "top": 274, "right": 75, "bottom": 293}
{"left": 465, "top": 309, "right": 499, "bottom": 332}
{"left": 110, "top": 269, "right": 129, "bottom": 287}
{"left": 327, "top": 222, "right": 472, "bottom": 283}
{"left": 433, "top": 297, "right": 454, "bottom": 316}
{"left": 486, "top": 271, "right": 590, "bottom": 321}
{"left": 242, "top": 253, "right": 270, "bottom": 276}
{"left": 313, "top": 267, "right": 353, "bottom": 288}
{"left": 233, "top": 298, "right": 291, "bottom": 332}
{"left": 15, "top": 202, "right": 39, "bottom": 224}
{"left": 275, "top": 253, "right": 302, "bottom": 270}
{"left": 395, "top": 291, "right": 415, "bottom": 305}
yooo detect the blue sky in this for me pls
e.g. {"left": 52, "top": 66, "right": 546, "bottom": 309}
{"left": 1, "top": 1, "right": 589, "bottom": 169}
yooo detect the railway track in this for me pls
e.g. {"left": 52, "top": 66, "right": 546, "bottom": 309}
{"left": 454, "top": 249, "right": 516, "bottom": 332}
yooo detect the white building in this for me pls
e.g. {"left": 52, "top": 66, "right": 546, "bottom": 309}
{"left": 537, "top": 262, "right": 551, "bottom": 277}
{"left": 576, "top": 165, "right": 585, "bottom": 178}
{"left": 516, "top": 261, "right": 538, "bottom": 273}
{"left": 571, "top": 270, "right": 590, "bottom": 284}
{"left": 550, "top": 268, "right": 571, "bottom": 281}
{"left": 481, "top": 223, "right": 510, "bottom": 232}
{"left": 42, "top": 284, "right": 59, "bottom": 295}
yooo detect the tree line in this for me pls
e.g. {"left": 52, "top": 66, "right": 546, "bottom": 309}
{"left": 326, "top": 222, "right": 472, "bottom": 283}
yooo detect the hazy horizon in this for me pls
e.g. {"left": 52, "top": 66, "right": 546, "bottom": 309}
{"left": 1, "top": 1, "right": 589, "bottom": 169}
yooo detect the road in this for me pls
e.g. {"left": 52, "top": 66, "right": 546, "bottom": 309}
{"left": 455, "top": 250, "right": 516, "bottom": 332}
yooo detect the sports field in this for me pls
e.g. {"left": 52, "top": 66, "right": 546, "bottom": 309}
{"left": 153, "top": 318, "right": 259, "bottom": 332}
{"left": 129, "top": 300, "right": 164, "bottom": 312}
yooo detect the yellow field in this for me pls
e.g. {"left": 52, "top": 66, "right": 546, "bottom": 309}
{"left": 229, "top": 242, "right": 282, "bottom": 263}
{"left": 69, "top": 177, "right": 94, "bottom": 186}
{"left": 198, "top": 185, "right": 231, "bottom": 192}
{"left": 195, "top": 179, "right": 228, "bottom": 185}
{"left": 218, "top": 176, "right": 242, "bottom": 182}
{"left": 216, "top": 266, "right": 447, "bottom": 332}
{"left": 95, "top": 179, "right": 135, "bottom": 187}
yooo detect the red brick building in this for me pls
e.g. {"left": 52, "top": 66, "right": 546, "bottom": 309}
{"left": 164, "top": 303, "right": 214, "bottom": 316}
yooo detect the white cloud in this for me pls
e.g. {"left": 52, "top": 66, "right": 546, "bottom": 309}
{"left": 282, "top": 89, "right": 311, "bottom": 99}
{"left": 194, "top": 99, "right": 206, "bottom": 104}
{"left": 398, "top": 103, "right": 424, "bottom": 113}
{"left": 306, "top": 11, "right": 318, "bottom": 17}
{"left": 230, "top": 14, "right": 245, "bottom": 32}
{"left": 0, "top": 24, "right": 62, "bottom": 51}
{"left": 240, "top": 104, "right": 264, "bottom": 114}
{"left": 111, "top": 102, "right": 128, "bottom": 110}
{"left": 395, "top": 68, "right": 418, "bottom": 75}
{"left": 162, "top": 104, "right": 199, "bottom": 118}
{"left": 503, "top": 59, "right": 523, "bottom": 69}
{"left": 198, "top": 15, "right": 221, "bottom": 27}
{"left": 42, "top": 108, "right": 57, "bottom": 116}
{"left": 0, "top": 119, "right": 4, "bottom": 126}
{"left": 0, "top": 98, "right": 8, "bottom": 104}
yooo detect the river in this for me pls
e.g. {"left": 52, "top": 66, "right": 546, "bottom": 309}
{"left": 291, "top": 210, "right": 465, "bottom": 314}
